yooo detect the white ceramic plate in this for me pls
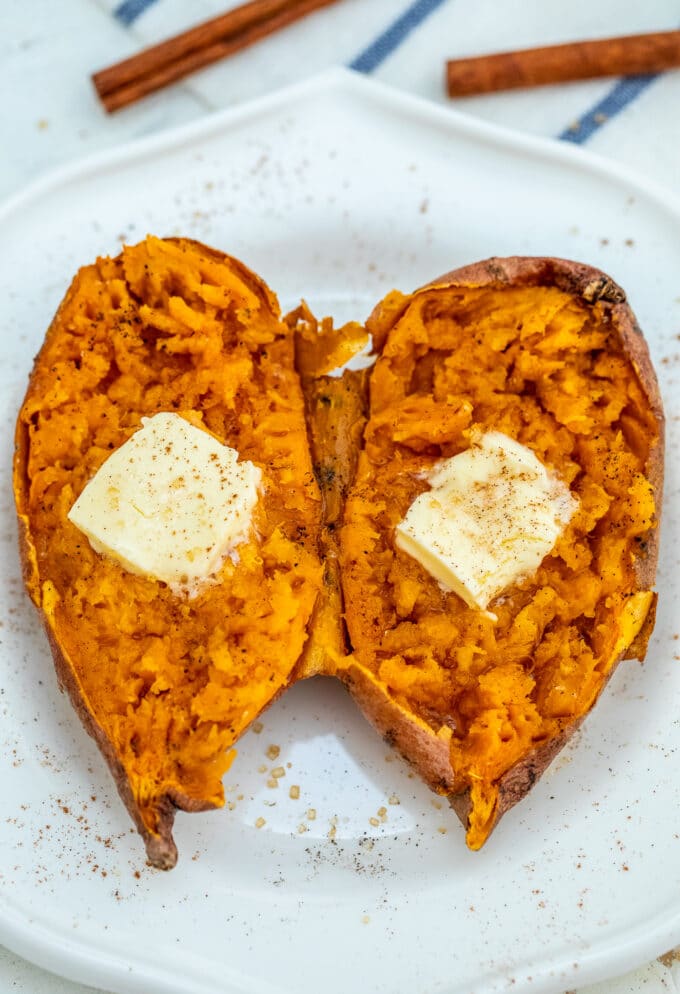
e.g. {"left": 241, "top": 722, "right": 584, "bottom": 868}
{"left": 0, "top": 69, "right": 679, "bottom": 994}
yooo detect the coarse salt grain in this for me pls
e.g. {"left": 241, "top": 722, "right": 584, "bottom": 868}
{"left": 289, "top": 785, "right": 300, "bottom": 800}
{"left": 266, "top": 744, "right": 280, "bottom": 760}
{"left": 255, "top": 817, "right": 266, "bottom": 829}
{"left": 307, "top": 808, "right": 316, "bottom": 821}
{"left": 271, "top": 766, "right": 285, "bottom": 778}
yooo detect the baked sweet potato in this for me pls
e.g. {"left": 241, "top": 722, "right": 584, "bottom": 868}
{"left": 14, "top": 236, "right": 324, "bottom": 867}
{"left": 337, "top": 257, "right": 663, "bottom": 849}
{"left": 15, "top": 246, "right": 663, "bottom": 864}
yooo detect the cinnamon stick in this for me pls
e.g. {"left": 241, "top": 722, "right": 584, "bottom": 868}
{"left": 446, "top": 30, "right": 680, "bottom": 97}
{"left": 93, "top": 0, "right": 341, "bottom": 113}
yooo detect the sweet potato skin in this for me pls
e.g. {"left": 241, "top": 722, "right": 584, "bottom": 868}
{"left": 345, "top": 256, "right": 664, "bottom": 845}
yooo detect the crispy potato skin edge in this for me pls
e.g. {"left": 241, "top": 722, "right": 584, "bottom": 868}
{"left": 339, "top": 663, "right": 455, "bottom": 792}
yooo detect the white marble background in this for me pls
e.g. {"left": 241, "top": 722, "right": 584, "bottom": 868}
{"left": 1, "top": 1, "right": 679, "bottom": 991}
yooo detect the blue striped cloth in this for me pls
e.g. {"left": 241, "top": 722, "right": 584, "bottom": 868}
{"left": 110, "top": 0, "right": 674, "bottom": 147}
{"left": 2, "top": 0, "right": 678, "bottom": 206}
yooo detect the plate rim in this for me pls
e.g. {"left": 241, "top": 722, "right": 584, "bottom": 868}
{"left": 1, "top": 66, "right": 679, "bottom": 994}
{"left": 2, "top": 67, "right": 680, "bottom": 225}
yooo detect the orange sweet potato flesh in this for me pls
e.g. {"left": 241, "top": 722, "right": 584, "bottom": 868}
{"left": 337, "top": 257, "right": 663, "bottom": 849}
{"left": 14, "top": 236, "right": 323, "bottom": 867}
{"left": 14, "top": 246, "right": 663, "bottom": 864}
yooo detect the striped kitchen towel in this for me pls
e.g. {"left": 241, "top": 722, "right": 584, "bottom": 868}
{"left": 98, "top": 0, "right": 680, "bottom": 160}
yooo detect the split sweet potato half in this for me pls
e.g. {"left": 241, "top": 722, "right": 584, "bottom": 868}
{"left": 14, "top": 237, "right": 324, "bottom": 867}
{"left": 336, "top": 257, "right": 663, "bottom": 848}
{"left": 14, "top": 241, "right": 663, "bottom": 865}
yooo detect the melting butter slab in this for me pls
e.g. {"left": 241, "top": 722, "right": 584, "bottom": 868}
{"left": 395, "top": 431, "right": 577, "bottom": 611}
{"left": 68, "top": 412, "right": 261, "bottom": 594}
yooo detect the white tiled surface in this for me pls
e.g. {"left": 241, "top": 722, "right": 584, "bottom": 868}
{"left": 2, "top": 1, "right": 679, "bottom": 991}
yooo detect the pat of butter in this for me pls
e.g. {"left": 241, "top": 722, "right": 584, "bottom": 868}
{"left": 395, "top": 431, "right": 577, "bottom": 611}
{"left": 68, "top": 412, "right": 261, "bottom": 594}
